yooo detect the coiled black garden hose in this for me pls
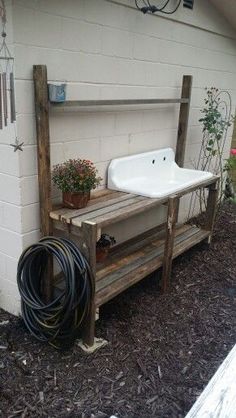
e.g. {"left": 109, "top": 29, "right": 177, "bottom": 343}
{"left": 17, "top": 236, "right": 93, "bottom": 349}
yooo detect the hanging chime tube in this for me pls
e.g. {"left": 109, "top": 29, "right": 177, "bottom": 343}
{"left": 10, "top": 72, "right": 16, "bottom": 122}
{"left": 2, "top": 72, "right": 7, "bottom": 126}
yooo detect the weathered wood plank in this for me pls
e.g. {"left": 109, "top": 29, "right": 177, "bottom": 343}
{"left": 60, "top": 193, "right": 136, "bottom": 223}
{"left": 50, "top": 98, "right": 190, "bottom": 112}
{"left": 72, "top": 195, "right": 146, "bottom": 226}
{"left": 96, "top": 225, "right": 198, "bottom": 291}
{"left": 85, "top": 177, "right": 218, "bottom": 228}
{"left": 205, "top": 179, "right": 219, "bottom": 243}
{"left": 96, "top": 224, "right": 190, "bottom": 281}
{"left": 50, "top": 191, "right": 127, "bottom": 221}
{"left": 87, "top": 196, "right": 168, "bottom": 228}
{"left": 96, "top": 226, "right": 209, "bottom": 307}
{"left": 80, "top": 222, "right": 97, "bottom": 347}
{"left": 33, "top": 65, "right": 52, "bottom": 301}
{"left": 51, "top": 177, "right": 219, "bottom": 228}
{"left": 175, "top": 75, "right": 192, "bottom": 167}
{"left": 33, "top": 65, "right": 52, "bottom": 236}
{"left": 162, "top": 196, "right": 179, "bottom": 292}
{"left": 185, "top": 344, "right": 236, "bottom": 418}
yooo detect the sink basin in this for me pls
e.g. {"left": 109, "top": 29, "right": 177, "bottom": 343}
{"left": 108, "top": 148, "right": 213, "bottom": 198}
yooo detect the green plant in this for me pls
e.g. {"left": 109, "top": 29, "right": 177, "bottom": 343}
{"left": 52, "top": 159, "right": 102, "bottom": 193}
{"left": 188, "top": 87, "right": 234, "bottom": 218}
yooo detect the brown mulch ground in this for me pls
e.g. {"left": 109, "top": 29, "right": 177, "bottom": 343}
{"left": 0, "top": 202, "right": 236, "bottom": 418}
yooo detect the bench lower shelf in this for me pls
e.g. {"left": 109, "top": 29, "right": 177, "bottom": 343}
{"left": 95, "top": 224, "right": 210, "bottom": 307}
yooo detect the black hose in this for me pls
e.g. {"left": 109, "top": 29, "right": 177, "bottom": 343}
{"left": 17, "top": 236, "right": 94, "bottom": 349}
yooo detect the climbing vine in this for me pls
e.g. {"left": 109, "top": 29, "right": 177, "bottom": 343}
{"left": 188, "top": 87, "right": 234, "bottom": 217}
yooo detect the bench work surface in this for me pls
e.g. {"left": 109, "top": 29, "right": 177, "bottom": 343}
{"left": 50, "top": 176, "right": 218, "bottom": 228}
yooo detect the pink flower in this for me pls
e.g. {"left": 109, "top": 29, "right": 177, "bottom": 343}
{"left": 230, "top": 149, "right": 236, "bottom": 156}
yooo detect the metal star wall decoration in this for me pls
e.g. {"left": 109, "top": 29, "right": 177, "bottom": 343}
{"left": 10, "top": 138, "right": 24, "bottom": 152}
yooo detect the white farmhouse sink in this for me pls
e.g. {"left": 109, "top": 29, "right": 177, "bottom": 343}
{"left": 108, "top": 148, "right": 213, "bottom": 198}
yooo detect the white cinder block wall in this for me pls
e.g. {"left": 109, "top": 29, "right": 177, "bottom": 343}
{"left": 0, "top": 0, "right": 236, "bottom": 314}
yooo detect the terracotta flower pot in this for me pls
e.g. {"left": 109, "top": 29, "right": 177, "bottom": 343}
{"left": 62, "top": 191, "right": 90, "bottom": 209}
{"left": 96, "top": 247, "right": 109, "bottom": 263}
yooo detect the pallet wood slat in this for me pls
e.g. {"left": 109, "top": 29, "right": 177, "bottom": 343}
{"left": 50, "top": 98, "right": 190, "bottom": 112}
{"left": 175, "top": 75, "right": 192, "bottom": 167}
{"left": 96, "top": 224, "right": 191, "bottom": 281}
{"left": 96, "top": 225, "right": 197, "bottom": 291}
{"left": 50, "top": 177, "right": 219, "bottom": 229}
{"left": 185, "top": 344, "right": 236, "bottom": 418}
{"left": 50, "top": 192, "right": 129, "bottom": 222}
{"left": 96, "top": 226, "right": 210, "bottom": 307}
{"left": 70, "top": 195, "right": 147, "bottom": 226}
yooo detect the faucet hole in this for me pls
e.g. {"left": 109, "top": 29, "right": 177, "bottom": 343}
{"left": 163, "top": 157, "right": 166, "bottom": 161}
{"left": 152, "top": 159, "right": 155, "bottom": 164}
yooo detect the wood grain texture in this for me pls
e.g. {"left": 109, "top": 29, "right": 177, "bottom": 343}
{"left": 50, "top": 98, "right": 190, "bottom": 112}
{"left": 33, "top": 65, "right": 52, "bottom": 237}
{"left": 175, "top": 75, "right": 192, "bottom": 167}
{"left": 33, "top": 65, "right": 52, "bottom": 301}
{"left": 95, "top": 225, "right": 209, "bottom": 307}
{"left": 81, "top": 222, "right": 97, "bottom": 347}
{"left": 185, "top": 344, "right": 236, "bottom": 418}
{"left": 50, "top": 177, "right": 219, "bottom": 229}
{"left": 205, "top": 179, "right": 219, "bottom": 243}
{"left": 162, "top": 196, "right": 179, "bottom": 292}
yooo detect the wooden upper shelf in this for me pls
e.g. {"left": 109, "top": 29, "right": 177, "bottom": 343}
{"left": 50, "top": 98, "right": 190, "bottom": 112}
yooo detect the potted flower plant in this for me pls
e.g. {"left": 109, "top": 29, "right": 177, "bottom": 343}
{"left": 52, "top": 159, "right": 102, "bottom": 209}
{"left": 96, "top": 234, "right": 116, "bottom": 263}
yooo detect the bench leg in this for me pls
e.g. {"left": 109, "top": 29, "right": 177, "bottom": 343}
{"left": 161, "top": 196, "right": 178, "bottom": 292}
{"left": 205, "top": 180, "right": 219, "bottom": 244}
{"left": 83, "top": 300, "right": 96, "bottom": 347}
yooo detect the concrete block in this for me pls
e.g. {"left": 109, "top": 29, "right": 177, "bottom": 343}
{"left": 0, "top": 251, "right": 6, "bottom": 278}
{"left": 15, "top": 80, "right": 34, "bottom": 115}
{"left": 5, "top": 255, "right": 18, "bottom": 283}
{"left": 0, "top": 174, "right": 21, "bottom": 206}
{"left": 63, "top": 138, "right": 100, "bottom": 162}
{"left": 16, "top": 114, "right": 36, "bottom": 145}
{"left": 22, "top": 229, "right": 41, "bottom": 249}
{"left": 1, "top": 203, "right": 22, "bottom": 234}
{"left": 115, "top": 111, "right": 143, "bottom": 135}
{"left": 21, "top": 203, "right": 40, "bottom": 234}
{"left": 0, "top": 144, "right": 20, "bottom": 176}
{"left": 100, "top": 135, "right": 129, "bottom": 161}
{"left": 0, "top": 279, "right": 21, "bottom": 315}
{"left": 0, "top": 227, "right": 23, "bottom": 258}
{"left": 13, "top": 5, "right": 62, "bottom": 48}
{"left": 62, "top": 19, "right": 102, "bottom": 53}
{"left": 20, "top": 176, "right": 39, "bottom": 206}
{"left": 102, "top": 27, "right": 133, "bottom": 58}
{"left": 19, "top": 145, "right": 38, "bottom": 177}
{"left": 51, "top": 143, "right": 65, "bottom": 166}
{"left": 129, "top": 128, "right": 177, "bottom": 155}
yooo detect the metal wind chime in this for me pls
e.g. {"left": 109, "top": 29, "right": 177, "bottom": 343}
{"left": 0, "top": 1, "right": 21, "bottom": 151}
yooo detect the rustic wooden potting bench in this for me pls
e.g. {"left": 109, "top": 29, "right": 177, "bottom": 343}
{"left": 33, "top": 65, "right": 219, "bottom": 348}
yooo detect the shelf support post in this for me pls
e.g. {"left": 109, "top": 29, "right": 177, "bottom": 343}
{"left": 205, "top": 179, "right": 219, "bottom": 244}
{"left": 162, "top": 195, "right": 179, "bottom": 292}
{"left": 33, "top": 65, "right": 52, "bottom": 302}
{"left": 175, "top": 75, "right": 192, "bottom": 167}
{"left": 81, "top": 221, "right": 97, "bottom": 347}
